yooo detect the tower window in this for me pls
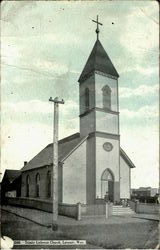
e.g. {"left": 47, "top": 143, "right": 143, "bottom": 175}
{"left": 102, "top": 85, "right": 111, "bottom": 110}
{"left": 85, "top": 88, "right": 90, "bottom": 110}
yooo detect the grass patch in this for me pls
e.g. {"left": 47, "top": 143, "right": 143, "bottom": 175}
{"left": 1, "top": 210, "right": 159, "bottom": 249}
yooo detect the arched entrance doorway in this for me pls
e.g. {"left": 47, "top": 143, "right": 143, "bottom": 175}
{"left": 101, "top": 169, "right": 114, "bottom": 202}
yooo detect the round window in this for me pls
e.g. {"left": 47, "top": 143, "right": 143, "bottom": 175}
{"left": 103, "top": 142, "right": 113, "bottom": 152}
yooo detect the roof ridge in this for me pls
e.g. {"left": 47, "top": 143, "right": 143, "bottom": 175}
{"left": 5, "top": 169, "right": 20, "bottom": 173}
{"left": 120, "top": 147, "right": 135, "bottom": 168}
{"left": 46, "top": 133, "right": 80, "bottom": 148}
{"left": 59, "top": 132, "right": 80, "bottom": 144}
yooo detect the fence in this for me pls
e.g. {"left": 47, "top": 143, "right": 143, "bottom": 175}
{"left": 5, "top": 197, "right": 80, "bottom": 220}
{"left": 5, "top": 197, "right": 113, "bottom": 220}
{"left": 81, "top": 203, "right": 113, "bottom": 218}
{"left": 5, "top": 197, "right": 52, "bottom": 212}
{"left": 136, "top": 202, "right": 160, "bottom": 214}
{"left": 129, "top": 200, "right": 160, "bottom": 214}
{"left": 58, "top": 203, "right": 79, "bottom": 219}
{"left": 129, "top": 200, "right": 136, "bottom": 211}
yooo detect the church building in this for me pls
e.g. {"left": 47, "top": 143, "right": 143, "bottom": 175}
{"left": 4, "top": 17, "right": 136, "bottom": 205}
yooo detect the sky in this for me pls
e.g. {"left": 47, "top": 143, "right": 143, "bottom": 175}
{"left": 1, "top": 1, "right": 159, "bottom": 188}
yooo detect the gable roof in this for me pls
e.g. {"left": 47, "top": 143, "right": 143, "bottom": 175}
{"left": 78, "top": 39, "right": 119, "bottom": 82}
{"left": 2, "top": 170, "right": 21, "bottom": 184}
{"left": 120, "top": 148, "right": 135, "bottom": 168}
{"left": 21, "top": 133, "right": 87, "bottom": 172}
{"left": 21, "top": 132, "right": 135, "bottom": 172}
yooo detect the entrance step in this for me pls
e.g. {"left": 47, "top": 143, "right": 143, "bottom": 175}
{"left": 112, "top": 205, "right": 135, "bottom": 215}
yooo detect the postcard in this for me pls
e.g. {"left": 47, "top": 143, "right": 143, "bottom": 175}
{"left": 1, "top": 1, "right": 159, "bottom": 249}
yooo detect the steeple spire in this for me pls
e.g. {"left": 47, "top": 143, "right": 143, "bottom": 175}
{"left": 92, "top": 15, "right": 103, "bottom": 40}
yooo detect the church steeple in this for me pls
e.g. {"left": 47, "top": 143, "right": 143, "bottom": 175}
{"left": 78, "top": 16, "right": 119, "bottom": 83}
{"left": 78, "top": 39, "right": 119, "bottom": 83}
{"left": 79, "top": 16, "right": 119, "bottom": 138}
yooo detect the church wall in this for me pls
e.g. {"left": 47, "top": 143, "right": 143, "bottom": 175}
{"left": 96, "top": 111, "right": 118, "bottom": 134}
{"left": 95, "top": 74, "right": 118, "bottom": 112}
{"left": 95, "top": 136, "right": 120, "bottom": 202}
{"left": 62, "top": 141, "right": 86, "bottom": 204}
{"left": 79, "top": 74, "right": 95, "bottom": 115}
{"left": 21, "top": 166, "right": 62, "bottom": 201}
{"left": 120, "top": 156, "right": 130, "bottom": 199}
{"left": 86, "top": 136, "right": 96, "bottom": 204}
{"left": 80, "top": 111, "right": 95, "bottom": 137}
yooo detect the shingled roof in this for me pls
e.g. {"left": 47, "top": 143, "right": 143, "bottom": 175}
{"left": 78, "top": 39, "right": 119, "bottom": 82}
{"left": 21, "top": 131, "right": 135, "bottom": 172}
{"left": 21, "top": 133, "right": 88, "bottom": 172}
{"left": 2, "top": 170, "right": 21, "bottom": 184}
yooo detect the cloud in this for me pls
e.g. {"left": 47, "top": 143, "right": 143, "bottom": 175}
{"left": 118, "top": 64, "right": 158, "bottom": 76}
{"left": 119, "top": 84, "right": 158, "bottom": 98}
{"left": 45, "top": 33, "right": 81, "bottom": 45}
{"left": 120, "top": 125, "right": 159, "bottom": 188}
{"left": 1, "top": 46, "right": 69, "bottom": 77}
{"left": 135, "top": 66, "right": 158, "bottom": 76}
{"left": 2, "top": 100, "right": 51, "bottom": 115}
{"left": 119, "top": 6, "right": 158, "bottom": 62}
{"left": 1, "top": 122, "right": 52, "bottom": 177}
{"left": 120, "top": 105, "right": 158, "bottom": 120}
{"left": 1, "top": 115, "right": 79, "bottom": 179}
{"left": 33, "top": 58, "right": 68, "bottom": 75}
{"left": 2, "top": 99, "right": 79, "bottom": 120}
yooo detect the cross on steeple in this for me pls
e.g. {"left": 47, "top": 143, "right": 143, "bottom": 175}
{"left": 92, "top": 15, "right": 103, "bottom": 40}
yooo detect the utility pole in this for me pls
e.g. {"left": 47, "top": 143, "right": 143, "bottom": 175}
{"left": 49, "top": 97, "right": 64, "bottom": 230}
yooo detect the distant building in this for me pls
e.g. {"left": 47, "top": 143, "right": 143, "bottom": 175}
{"left": 131, "top": 187, "right": 159, "bottom": 197}
{"left": 1, "top": 170, "right": 21, "bottom": 201}
{"left": 150, "top": 188, "right": 159, "bottom": 197}
{"left": 131, "top": 187, "right": 159, "bottom": 203}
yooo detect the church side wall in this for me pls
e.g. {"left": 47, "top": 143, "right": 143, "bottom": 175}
{"left": 62, "top": 141, "right": 86, "bottom": 204}
{"left": 21, "top": 166, "right": 62, "bottom": 202}
{"left": 120, "top": 156, "right": 130, "bottom": 199}
{"left": 95, "top": 136, "right": 120, "bottom": 202}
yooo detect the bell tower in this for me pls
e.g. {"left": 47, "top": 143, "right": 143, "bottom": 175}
{"left": 78, "top": 16, "right": 120, "bottom": 204}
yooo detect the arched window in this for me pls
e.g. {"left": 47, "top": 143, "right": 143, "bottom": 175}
{"left": 101, "top": 168, "right": 114, "bottom": 202}
{"left": 47, "top": 171, "right": 51, "bottom": 198}
{"left": 35, "top": 173, "right": 40, "bottom": 197}
{"left": 26, "top": 175, "right": 30, "bottom": 197}
{"left": 102, "top": 85, "right": 111, "bottom": 110}
{"left": 85, "top": 88, "right": 89, "bottom": 110}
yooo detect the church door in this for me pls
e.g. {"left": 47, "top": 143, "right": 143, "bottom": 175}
{"left": 108, "top": 180, "right": 114, "bottom": 202}
{"left": 101, "top": 169, "right": 114, "bottom": 202}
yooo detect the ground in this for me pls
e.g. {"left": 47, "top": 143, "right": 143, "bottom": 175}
{"left": 1, "top": 207, "right": 159, "bottom": 249}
